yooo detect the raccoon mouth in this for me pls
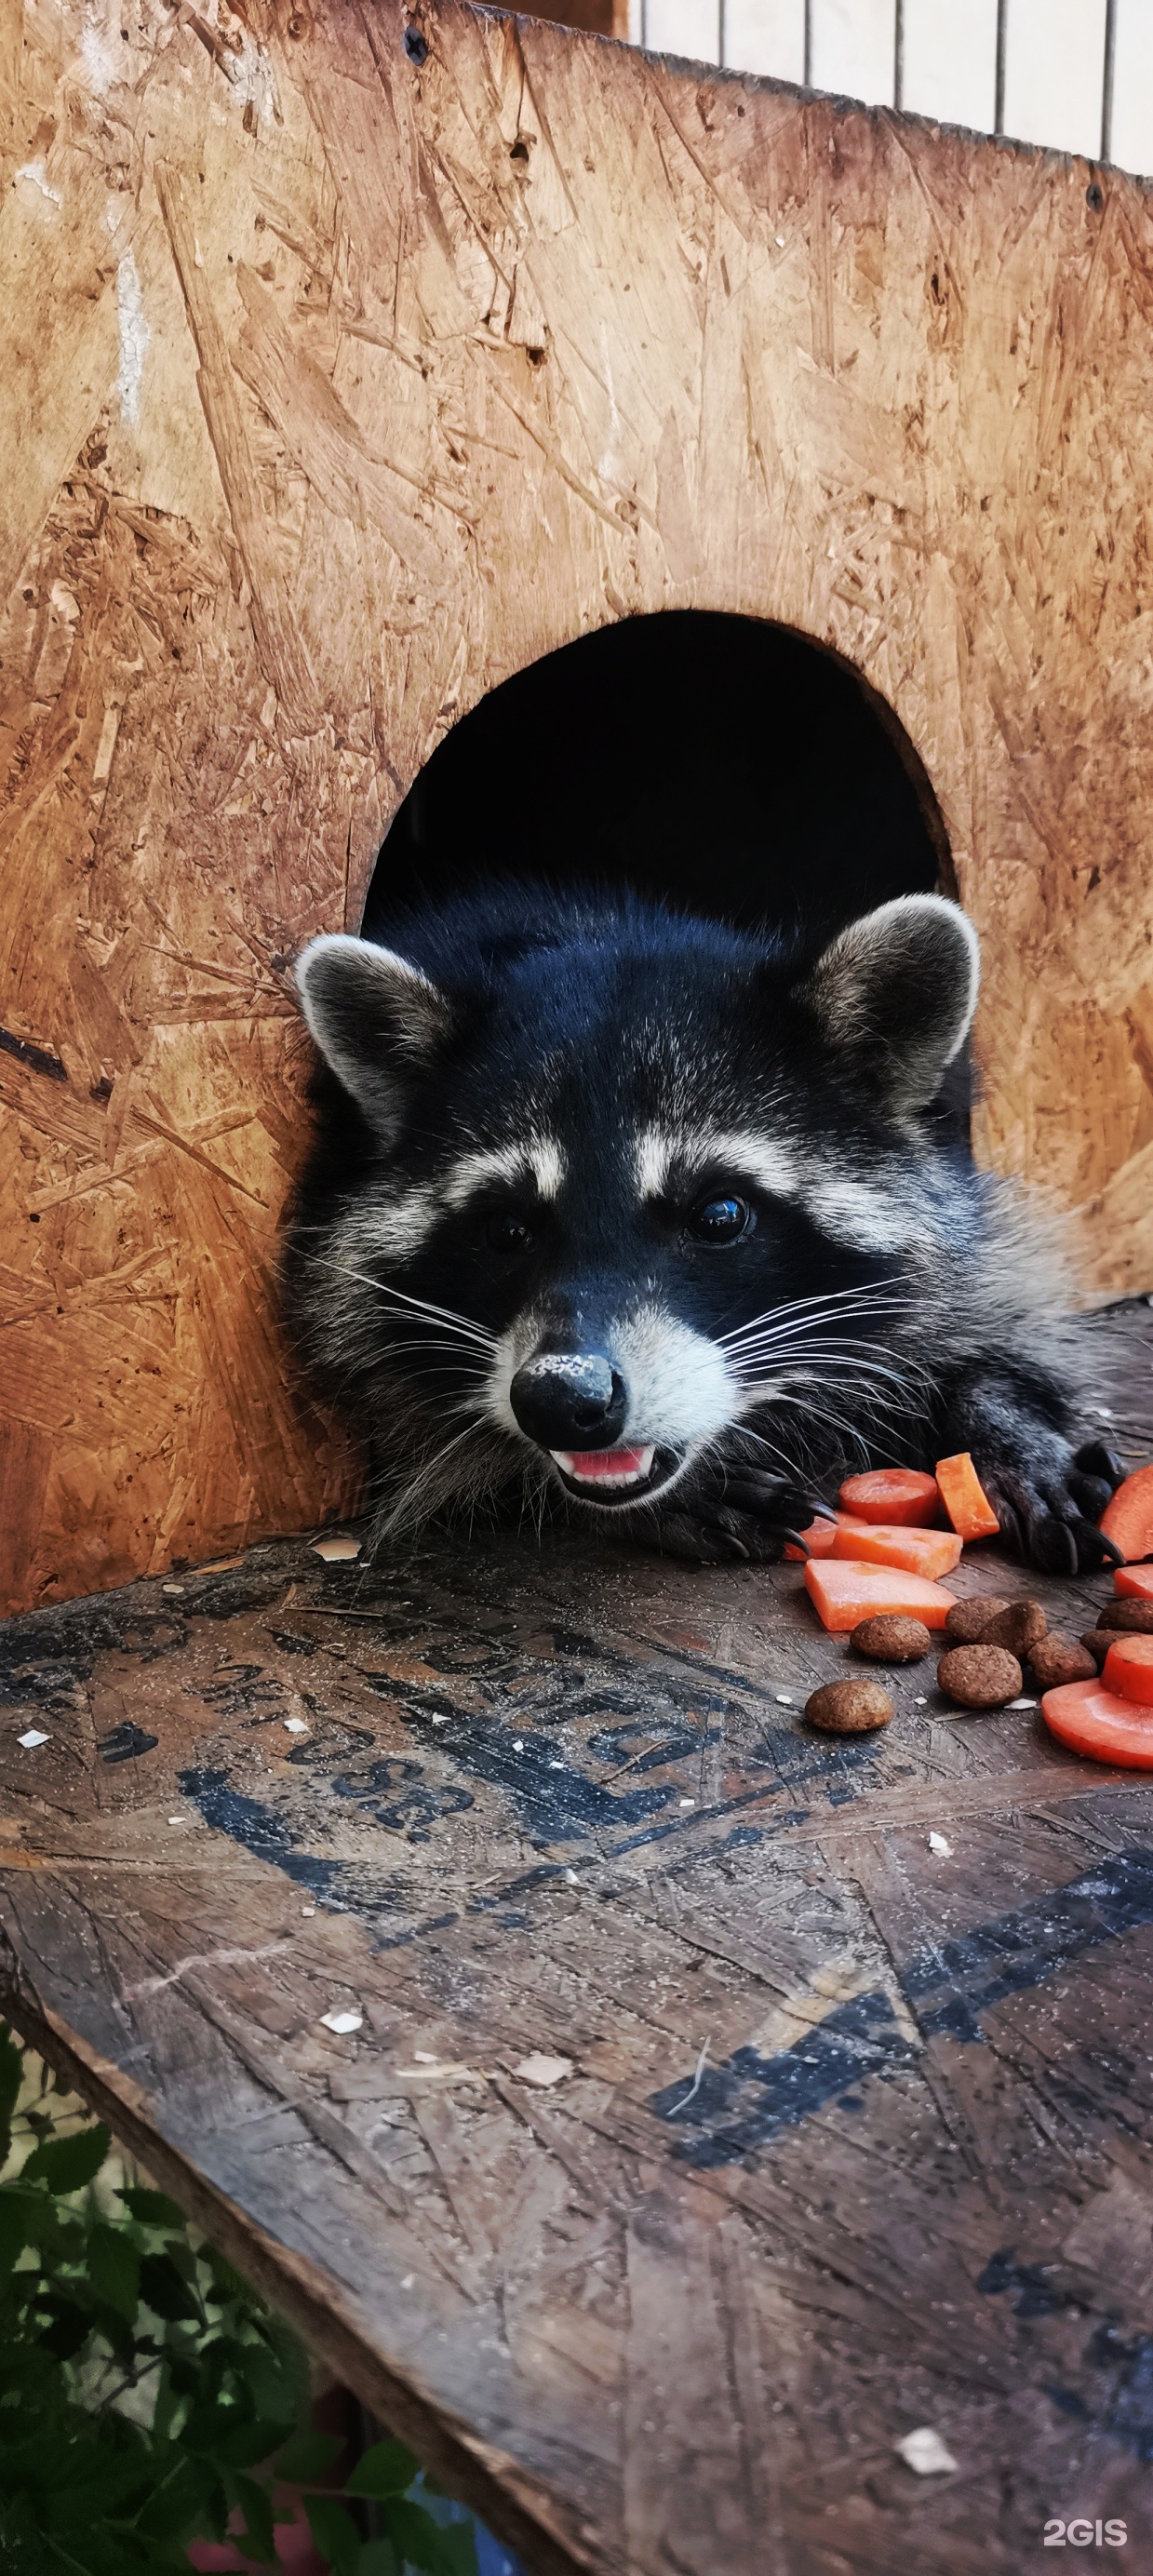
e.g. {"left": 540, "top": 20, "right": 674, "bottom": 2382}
{"left": 549, "top": 1443, "right": 669, "bottom": 1503}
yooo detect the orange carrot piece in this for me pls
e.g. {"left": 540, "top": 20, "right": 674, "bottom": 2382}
{"left": 1100, "top": 1464, "right": 1153, "bottom": 1564}
{"left": 829, "top": 1523, "right": 962, "bottom": 1580}
{"left": 804, "top": 1559, "right": 957, "bottom": 1632}
{"left": 1116, "top": 1563, "right": 1153, "bottom": 1602}
{"left": 784, "top": 1511, "right": 867, "bottom": 1562}
{"left": 838, "top": 1469, "right": 942, "bottom": 1527}
{"left": 1102, "top": 1634, "right": 1153, "bottom": 1705}
{"left": 1042, "top": 1677, "right": 1153, "bottom": 1768}
{"left": 934, "top": 1451, "right": 1000, "bottom": 1542}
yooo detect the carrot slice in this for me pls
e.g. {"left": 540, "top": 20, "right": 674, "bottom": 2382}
{"left": 1100, "top": 1464, "right": 1153, "bottom": 1564}
{"left": 1041, "top": 1677, "right": 1153, "bottom": 1768}
{"left": 838, "top": 1469, "right": 942, "bottom": 1527}
{"left": 830, "top": 1523, "right": 962, "bottom": 1579}
{"left": 934, "top": 1452, "right": 1000, "bottom": 1542}
{"left": 1102, "top": 1634, "right": 1153, "bottom": 1705}
{"left": 784, "top": 1511, "right": 867, "bottom": 1563}
{"left": 1115, "top": 1563, "right": 1153, "bottom": 1603}
{"left": 804, "top": 1559, "right": 957, "bottom": 1632}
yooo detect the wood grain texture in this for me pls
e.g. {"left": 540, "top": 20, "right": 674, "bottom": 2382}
{"left": 3, "top": 0, "right": 1153, "bottom": 1611}
{"left": 3, "top": 1306, "right": 1153, "bottom": 2571}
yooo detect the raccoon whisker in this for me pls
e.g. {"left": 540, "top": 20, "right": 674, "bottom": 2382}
{"left": 717, "top": 1285, "right": 917, "bottom": 1348}
{"left": 300, "top": 1254, "right": 499, "bottom": 1350}
{"left": 726, "top": 1334, "right": 931, "bottom": 1377}
{"left": 766, "top": 1387, "right": 917, "bottom": 1468}
{"left": 730, "top": 1354, "right": 933, "bottom": 1406}
{"left": 373, "top": 1415, "right": 497, "bottom": 1538}
{"left": 718, "top": 1421, "right": 805, "bottom": 1482}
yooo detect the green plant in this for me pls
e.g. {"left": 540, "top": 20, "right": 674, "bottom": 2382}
{"left": 0, "top": 2027, "right": 476, "bottom": 2576}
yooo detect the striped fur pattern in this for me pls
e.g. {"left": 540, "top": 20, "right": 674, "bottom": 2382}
{"left": 282, "top": 885, "right": 1121, "bottom": 1574}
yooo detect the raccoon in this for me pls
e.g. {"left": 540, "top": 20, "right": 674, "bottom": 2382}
{"left": 282, "top": 882, "right": 1121, "bottom": 1574}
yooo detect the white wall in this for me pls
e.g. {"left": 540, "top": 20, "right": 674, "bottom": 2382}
{"left": 631, "top": 0, "right": 1153, "bottom": 184}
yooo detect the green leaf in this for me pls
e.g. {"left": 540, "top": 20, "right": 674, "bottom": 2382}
{"left": 357, "top": 2542, "right": 400, "bottom": 2576}
{"left": 20, "top": 2124, "right": 110, "bottom": 2194}
{"left": 304, "top": 2492, "right": 364, "bottom": 2576}
{"left": 0, "top": 2025, "right": 23, "bottom": 2168}
{"left": 0, "top": 2187, "right": 43, "bottom": 2274}
{"left": 344, "top": 2437, "right": 417, "bottom": 2500}
{"left": 139, "top": 2250, "right": 201, "bottom": 2323}
{"left": 87, "top": 2222, "right": 141, "bottom": 2322}
{"left": 117, "top": 2184, "right": 183, "bottom": 2229}
{"left": 383, "top": 2499, "right": 468, "bottom": 2576}
{"left": 274, "top": 2427, "right": 346, "bottom": 2483}
{"left": 436, "top": 2521, "right": 479, "bottom": 2576}
{"left": 214, "top": 2414, "right": 292, "bottom": 2470}
{"left": 232, "top": 2472, "right": 276, "bottom": 2564}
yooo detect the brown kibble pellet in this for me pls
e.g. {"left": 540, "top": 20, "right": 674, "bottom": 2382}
{"left": 1080, "top": 1630, "right": 1112, "bottom": 1670}
{"left": 1098, "top": 1598, "right": 1153, "bottom": 1633}
{"left": 805, "top": 1678, "right": 892, "bottom": 1734}
{"left": 943, "top": 1595, "right": 1013, "bottom": 1644}
{"left": 1028, "top": 1633, "right": 1097, "bottom": 1689}
{"left": 851, "top": 1614, "right": 932, "bottom": 1663}
{"left": 936, "top": 1644, "right": 1023, "bottom": 1711}
{"left": 979, "top": 1599, "right": 1047, "bottom": 1657}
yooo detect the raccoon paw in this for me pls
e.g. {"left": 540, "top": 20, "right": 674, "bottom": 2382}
{"left": 978, "top": 1439, "right": 1126, "bottom": 1578}
{"left": 648, "top": 1470, "right": 822, "bottom": 1566}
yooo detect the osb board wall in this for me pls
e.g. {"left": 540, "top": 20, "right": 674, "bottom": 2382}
{"left": 3, "top": 0, "right": 1153, "bottom": 1614}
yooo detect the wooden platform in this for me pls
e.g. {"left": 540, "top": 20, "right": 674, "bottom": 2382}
{"left": 4, "top": 1308, "right": 1153, "bottom": 2573}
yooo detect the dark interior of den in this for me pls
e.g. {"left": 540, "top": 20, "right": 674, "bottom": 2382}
{"left": 362, "top": 610, "right": 950, "bottom": 957}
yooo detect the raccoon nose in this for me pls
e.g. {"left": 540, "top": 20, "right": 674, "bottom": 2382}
{"left": 509, "top": 1352, "right": 627, "bottom": 1449}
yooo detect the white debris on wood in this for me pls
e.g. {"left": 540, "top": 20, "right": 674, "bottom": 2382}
{"left": 774, "top": 1693, "right": 794, "bottom": 1706}
{"left": 396, "top": 2060, "right": 487, "bottom": 2085}
{"left": 896, "top": 2427, "right": 959, "bottom": 2475}
{"left": 115, "top": 251, "right": 149, "bottom": 423}
{"left": 162, "top": 1582, "right": 185, "bottom": 1595}
{"left": 14, "top": 162, "right": 61, "bottom": 204}
{"left": 514, "top": 2053, "right": 573, "bottom": 2088}
{"left": 284, "top": 1717, "right": 308, "bottom": 1734}
{"left": 1007, "top": 1698, "right": 1037, "bottom": 1710}
{"left": 928, "top": 1832, "right": 953, "bottom": 1857}
{"left": 678, "top": 1797, "right": 695, "bottom": 1808}
{"left": 311, "top": 1534, "right": 361, "bottom": 1562}
{"left": 320, "top": 2008, "right": 363, "bottom": 2035}
{"left": 18, "top": 1730, "right": 48, "bottom": 1750}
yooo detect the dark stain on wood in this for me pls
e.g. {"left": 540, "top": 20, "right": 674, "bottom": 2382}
{"left": 3, "top": 1307, "right": 1153, "bottom": 2570}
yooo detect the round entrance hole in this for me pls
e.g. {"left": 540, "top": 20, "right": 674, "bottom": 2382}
{"left": 362, "top": 610, "right": 948, "bottom": 950}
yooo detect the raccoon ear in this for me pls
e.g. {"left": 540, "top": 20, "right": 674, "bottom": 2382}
{"left": 294, "top": 933, "right": 452, "bottom": 1133}
{"left": 796, "top": 894, "right": 980, "bottom": 1113}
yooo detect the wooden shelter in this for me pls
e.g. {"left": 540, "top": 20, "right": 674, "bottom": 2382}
{"left": 4, "top": 0, "right": 1153, "bottom": 1612}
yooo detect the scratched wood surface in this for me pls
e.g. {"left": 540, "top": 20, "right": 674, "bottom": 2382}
{"left": 6, "top": 0, "right": 1153, "bottom": 1611}
{"left": 2, "top": 1307, "right": 1152, "bottom": 2572}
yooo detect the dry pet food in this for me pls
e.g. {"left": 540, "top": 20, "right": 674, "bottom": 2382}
{"left": 1028, "top": 1634, "right": 1097, "bottom": 1690}
{"left": 851, "top": 1614, "right": 932, "bottom": 1662}
{"left": 804, "top": 1678, "right": 893, "bottom": 1733}
{"left": 936, "top": 1644, "right": 1023, "bottom": 1710}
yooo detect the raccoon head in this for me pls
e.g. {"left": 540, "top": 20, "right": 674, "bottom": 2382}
{"left": 289, "top": 891, "right": 979, "bottom": 1525}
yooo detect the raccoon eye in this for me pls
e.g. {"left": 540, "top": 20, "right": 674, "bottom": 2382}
{"left": 485, "top": 1209, "right": 536, "bottom": 1255}
{"left": 689, "top": 1194, "right": 754, "bottom": 1245}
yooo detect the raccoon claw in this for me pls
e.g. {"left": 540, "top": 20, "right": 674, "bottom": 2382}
{"left": 653, "top": 1510, "right": 751, "bottom": 1564}
{"left": 649, "top": 1469, "right": 816, "bottom": 1565}
{"left": 980, "top": 1466, "right": 1125, "bottom": 1577}
{"left": 1073, "top": 1438, "right": 1125, "bottom": 1491}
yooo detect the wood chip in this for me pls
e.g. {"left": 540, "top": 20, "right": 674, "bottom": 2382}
{"left": 513, "top": 2053, "right": 573, "bottom": 2087}
{"left": 897, "top": 2427, "right": 959, "bottom": 2475}
{"left": 320, "top": 2008, "right": 364, "bottom": 2034}
{"left": 311, "top": 1535, "right": 362, "bottom": 1563}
